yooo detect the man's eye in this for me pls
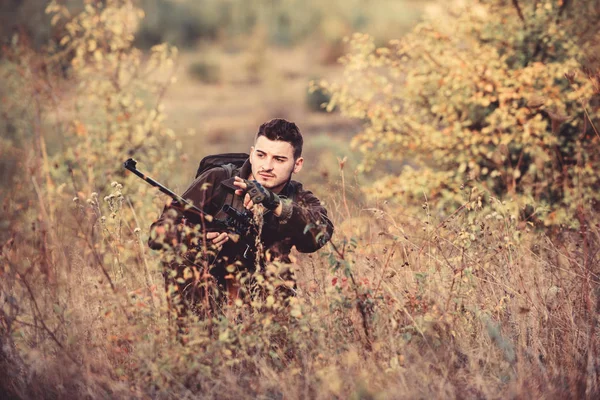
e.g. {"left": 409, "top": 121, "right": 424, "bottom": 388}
{"left": 275, "top": 158, "right": 284, "bottom": 163}
{"left": 257, "top": 153, "right": 265, "bottom": 158}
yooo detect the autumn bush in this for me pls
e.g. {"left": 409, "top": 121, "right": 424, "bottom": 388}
{"left": 321, "top": 0, "right": 600, "bottom": 228}
{"left": 1, "top": 0, "right": 427, "bottom": 52}
{"left": 1, "top": 1, "right": 599, "bottom": 399}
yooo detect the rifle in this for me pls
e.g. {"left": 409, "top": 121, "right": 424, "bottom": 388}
{"left": 123, "top": 158, "right": 256, "bottom": 258}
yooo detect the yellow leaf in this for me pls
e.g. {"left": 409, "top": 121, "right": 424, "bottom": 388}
{"left": 266, "top": 295, "right": 275, "bottom": 308}
{"left": 218, "top": 330, "right": 229, "bottom": 342}
{"left": 51, "top": 14, "right": 61, "bottom": 26}
{"left": 290, "top": 306, "right": 302, "bottom": 318}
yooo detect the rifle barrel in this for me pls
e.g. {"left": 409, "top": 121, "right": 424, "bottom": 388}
{"left": 123, "top": 158, "right": 213, "bottom": 222}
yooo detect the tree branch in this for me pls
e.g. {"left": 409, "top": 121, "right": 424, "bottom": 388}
{"left": 512, "top": 0, "right": 526, "bottom": 24}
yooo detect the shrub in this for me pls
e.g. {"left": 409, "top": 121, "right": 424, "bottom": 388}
{"left": 0, "top": 0, "right": 53, "bottom": 49}
{"left": 188, "top": 60, "right": 221, "bottom": 84}
{"left": 42, "top": 0, "right": 179, "bottom": 190}
{"left": 306, "top": 78, "right": 334, "bottom": 112}
{"left": 134, "top": 0, "right": 222, "bottom": 49}
{"left": 321, "top": 0, "right": 600, "bottom": 227}
{"left": 134, "top": 0, "right": 428, "bottom": 49}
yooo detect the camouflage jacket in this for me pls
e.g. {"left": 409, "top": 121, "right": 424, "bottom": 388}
{"left": 148, "top": 159, "right": 334, "bottom": 272}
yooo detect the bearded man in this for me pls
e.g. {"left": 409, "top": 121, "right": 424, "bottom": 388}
{"left": 148, "top": 118, "right": 333, "bottom": 317}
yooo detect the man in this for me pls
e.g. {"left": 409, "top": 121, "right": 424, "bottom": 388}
{"left": 148, "top": 118, "right": 334, "bottom": 317}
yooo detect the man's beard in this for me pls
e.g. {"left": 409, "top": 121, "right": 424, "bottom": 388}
{"left": 254, "top": 169, "right": 293, "bottom": 193}
{"left": 259, "top": 176, "right": 285, "bottom": 190}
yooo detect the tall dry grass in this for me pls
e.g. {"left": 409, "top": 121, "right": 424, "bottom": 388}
{"left": 1, "top": 1, "right": 599, "bottom": 398}
{"left": 1, "top": 155, "right": 599, "bottom": 399}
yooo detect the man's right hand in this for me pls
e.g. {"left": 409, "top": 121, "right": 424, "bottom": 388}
{"left": 206, "top": 231, "right": 229, "bottom": 249}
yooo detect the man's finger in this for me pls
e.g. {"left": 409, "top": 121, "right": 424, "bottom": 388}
{"left": 234, "top": 180, "right": 246, "bottom": 197}
{"left": 244, "top": 193, "right": 253, "bottom": 209}
{"left": 206, "top": 232, "right": 219, "bottom": 239}
{"left": 233, "top": 178, "right": 246, "bottom": 189}
{"left": 214, "top": 238, "right": 229, "bottom": 249}
{"left": 216, "top": 232, "right": 228, "bottom": 243}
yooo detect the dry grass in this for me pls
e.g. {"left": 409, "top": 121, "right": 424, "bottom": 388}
{"left": 1, "top": 166, "right": 599, "bottom": 399}
{"left": 1, "top": 5, "right": 599, "bottom": 397}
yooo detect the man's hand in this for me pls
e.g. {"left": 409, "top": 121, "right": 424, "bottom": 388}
{"left": 233, "top": 177, "right": 283, "bottom": 216}
{"left": 206, "top": 231, "right": 229, "bottom": 249}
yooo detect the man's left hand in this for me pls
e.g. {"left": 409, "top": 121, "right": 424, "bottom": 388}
{"left": 233, "top": 177, "right": 283, "bottom": 216}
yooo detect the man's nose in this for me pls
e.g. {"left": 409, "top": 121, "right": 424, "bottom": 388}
{"left": 263, "top": 158, "right": 274, "bottom": 170}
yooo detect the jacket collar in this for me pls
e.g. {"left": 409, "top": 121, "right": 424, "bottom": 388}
{"left": 239, "top": 159, "right": 252, "bottom": 179}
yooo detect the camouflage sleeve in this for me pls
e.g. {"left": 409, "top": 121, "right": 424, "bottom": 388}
{"left": 275, "top": 188, "right": 334, "bottom": 253}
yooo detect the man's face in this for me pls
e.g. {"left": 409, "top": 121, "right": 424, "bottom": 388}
{"left": 249, "top": 136, "right": 303, "bottom": 193}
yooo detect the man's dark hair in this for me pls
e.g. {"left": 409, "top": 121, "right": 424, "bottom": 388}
{"left": 256, "top": 118, "right": 303, "bottom": 159}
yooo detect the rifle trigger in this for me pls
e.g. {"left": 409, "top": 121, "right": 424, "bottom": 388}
{"left": 243, "top": 244, "right": 251, "bottom": 259}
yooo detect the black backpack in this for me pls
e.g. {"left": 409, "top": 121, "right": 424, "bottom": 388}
{"left": 195, "top": 153, "right": 249, "bottom": 179}
{"left": 195, "top": 152, "right": 297, "bottom": 221}
{"left": 194, "top": 153, "right": 249, "bottom": 220}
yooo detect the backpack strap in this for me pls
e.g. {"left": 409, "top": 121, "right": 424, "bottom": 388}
{"left": 213, "top": 163, "right": 238, "bottom": 221}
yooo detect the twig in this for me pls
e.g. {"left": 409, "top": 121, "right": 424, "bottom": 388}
{"left": 19, "top": 273, "right": 81, "bottom": 367}
{"left": 338, "top": 157, "right": 352, "bottom": 219}
{"left": 374, "top": 244, "right": 396, "bottom": 294}
{"left": 126, "top": 198, "right": 155, "bottom": 293}
{"left": 512, "top": 0, "right": 526, "bottom": 24}
{"left": 328, "top": 240, "right": 373, "bottom": 351}
{"left": 558, "top": 0, "right": 570, "bottom": 17}
{"left": 72, "top": 210, "right": 116, "bottom": 292}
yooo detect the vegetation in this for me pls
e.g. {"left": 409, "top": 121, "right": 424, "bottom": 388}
{"left": 0, "top": 0, "right": 426, "bottom": 51}
{"left": 135, "top": 0, "right": 425, "bottom": 48}
{"left": 1, "top": 0, "right": 599, "bottom": 399}
{"left": 321, "top": 0, "right": 600, "bottom": 228}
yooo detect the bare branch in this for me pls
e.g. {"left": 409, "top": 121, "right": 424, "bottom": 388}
{"left": 512, "top": 0, "right": 526, "bottom": 24}
{"left": 19, "top": 274, "right": 82, "bottom": 367}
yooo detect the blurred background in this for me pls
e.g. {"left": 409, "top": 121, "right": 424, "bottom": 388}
{"left": 0, "top": 0, "right": 429, "bottom": 198}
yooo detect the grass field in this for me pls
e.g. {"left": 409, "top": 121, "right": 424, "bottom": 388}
{"left": 1, "top": 1, "right": 599, "bottom": 399}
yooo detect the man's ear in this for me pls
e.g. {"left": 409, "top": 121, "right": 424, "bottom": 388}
{"left": 249, "top": 146, "right": 254, "bottom": 164}
{"left": 293, "top": 157, "right": 304, "bottom": 174}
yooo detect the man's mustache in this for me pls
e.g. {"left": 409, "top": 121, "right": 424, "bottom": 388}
{"left": 258, "top": 170, "right": 275, "bottom": 177}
